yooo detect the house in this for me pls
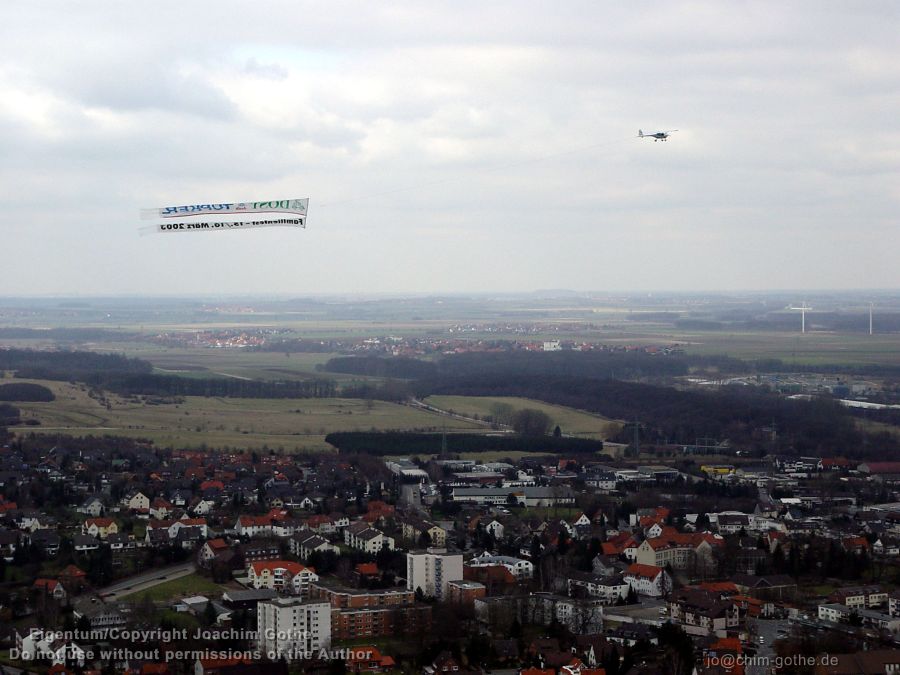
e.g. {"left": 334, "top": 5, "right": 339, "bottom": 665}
{"left": 731, "top": 574, "right": 797, "bottom": 602}
{"left": 842, "top": 536, "right": 871, "bottom": 554}
{"left": 829, "top": 586, "right": 888, "bottom": 610}
{"left": 16, "top": 629, "right": 86, "bottom": 666}
{"left": 73, "top": 534, "right": 100, "bottom": 553}
{"left": 0, "top": 529, "right": 19, "bottom": 560}
{"left": 83, "top": 517, "right": 118, "bottom": 540}
{"left": 485, "top": 519, "right": 505, "bottom": 539}
{"left": 345, "top": 523, "right": 394, "bottom": 553}
{"left": 72, "top": 598, "right": 128, "bottom": 629}
{"left": 123, "top": 491, "right": 150, "bottom": 512}
{"left": 247, "top": 560, "right": 319, "bottom": 596}
{"left": 668, "top": 588, "right": 740, "bottom": 637}
{"left": 565, "top": 571, "right": 630, "bottom": 604}
{"left": 624, "top": 563, "right": 672, "bottom": 598}
{"left": 191, "top": 498, "right": 218, "bottom": 516}
{"left": 234, "top": 509, "right": 291, "bottom": 538}
{"left": 58, "top": 565, "right": 88, "bottom": 592}
{"left": 606, "top": 623, "right": 658, "bottom": 647}
{"left": 400, "top": 515, "right": 447, "bottom": 547}
{"left": 199, "top": 538, "right": 231, "bottom": 568}
{"left": 239, "top": 539, "right": 280, "bottom": 562}
{"left": 29, "top": 529, "right": 61, "bottom": 556}
{"left": 290, "top": 532, "right": 339, "bottom": 561}
{"left": 150, "top": 498, "right": 174, "bottom": 520}
{"left": 145, "top": 517, "right": 208, "bottom": 543}
{"left": 873, "top": 538, "right": 900, "bottom": 556}
{"left": 345, "top": 646, "right": 396, "bottom": 673}
{"left": 107, "top": 532, "right": 140, "bottom": 552}
{"left": 305, "top": 514, "right": 336, "bottom": 535}
{"left": 77, "top": 496, "right": 105, "bottom": 517}
{"left": 467, "top": 553, "right": 534, "bottom": 579}
{"left": 34, "top": 578, "right": 67, "bottom": 601}
{"left": 633, "top": 528, "right": 722, "bottom": 573}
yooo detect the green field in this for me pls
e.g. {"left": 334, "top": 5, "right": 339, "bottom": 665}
{"left": 11, "top": 379, "right": 483, "bottom": 452}
{"left": 106, "top": 344, "right": 359, "bottom": 382}
{"left": 620, "top": 328, "right": 900, "bottom": 367}
{"left": 128, "top": 573, "right": 225, "bottom": 602}
{"left": 424, "top": 395, "right": 622, "bottom": 440}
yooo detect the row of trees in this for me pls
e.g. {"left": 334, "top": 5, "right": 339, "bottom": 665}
{"left": 418, "top": 373, "right": 892, "bottom": 457}
{"left": 0, "top": 382, "right": 55, "bottom": 402}
{"left": 0, "top": 347, "right": 153, "bottom": 381}
{"left": 324, "top": 431, "right": 601, "bottom": 455}
{"left": 102, "top": 373, "right": 338, "bottom": 398}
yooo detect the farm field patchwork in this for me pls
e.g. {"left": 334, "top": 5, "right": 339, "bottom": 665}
{"left": 10, "top": 379, "right": 482, "bottom": 452}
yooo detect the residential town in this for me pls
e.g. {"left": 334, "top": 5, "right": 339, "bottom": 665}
{"left": 3, "top": 433, "right": 900, "bottom": 674}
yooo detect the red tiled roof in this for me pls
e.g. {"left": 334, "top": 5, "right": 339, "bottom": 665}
{"left": 60, "top": 564, "right": 87, "bottom": 578}
{"left": 356, "top": 563, "right": 379, "bottom": 575}
{"left": 626, "top": 563, "right": 664, "bottom": 579}
{"left": 249, "top": 560, "right": 313, "bottom": 576}
{"left": 85, "top": 517, "right": 115, "bottom": 527}
{"left": 699, "top": 581, "right": 739, "bottom": 594}
{"left": 141, "top": 665, "right": 169, "bottom": 675}
{"left": 863, "top": 462, "right": 900, "bottom": 473}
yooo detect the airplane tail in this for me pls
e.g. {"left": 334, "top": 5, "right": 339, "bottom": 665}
{"left": 638, "top": 129, "right": 643, "bottom": 137}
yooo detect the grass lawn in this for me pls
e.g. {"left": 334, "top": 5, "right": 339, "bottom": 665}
{"left": 128, "top": 573, "right": 225, "bottom": 603}
{"left": 525, "top": 506, "right": 582, "bottom": 519}
{"left": 11, "top": 379, "right": 482, "bottom": 452}
{"left": 158, "top": 609, "right": 202, "bottom": 631}
{"left": 804, "top": 584, "right": 837, "bottom": 597}
{"left": 0, "top": 649, "right": 32, "bottom": 671}
{"left": 424, "top": 395, "right": 622, "bottom": 440}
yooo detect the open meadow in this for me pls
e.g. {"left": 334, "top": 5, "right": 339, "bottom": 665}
{"left": 424, "top": 394, "right": 622, "bottom": 440}
{"left": 10, "top": 378, "right": 482, "bottom": 452}
{"left": 595, "top": 327, "right": 900, "bottom": 368}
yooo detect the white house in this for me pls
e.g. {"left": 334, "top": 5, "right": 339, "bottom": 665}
{"left": 248, "top": 561, "right": 318, "bottom": 596}
{"left": 624, "top": 563, "right": 671, "bottom": 598}
{"left": 123, "top": 491, "right": 150, "bottom": 512}
{"left": 467, "top": 553, "right": 534, "bottom": 579}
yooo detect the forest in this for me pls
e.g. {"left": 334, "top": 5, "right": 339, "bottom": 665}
{"left": 0, "top": 383, "right": 55, "bottom": 402}
{"left": 417, "top": 373, "right": 884, "bottom": 456}
{"left": 0, "top": 348, "right": 153, "bottom": 382}
{"left": 323, "top": 431, "right": 602, "bottom": 456}
{"left": 101, "top": 373, "right": 337, "bottom": 399}
{"left": 0, "top": 403, "right": 20, "bottom": 426}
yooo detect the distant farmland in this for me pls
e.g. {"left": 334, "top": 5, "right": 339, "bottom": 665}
{"left": 424, "top": 395, "right": 622, "bottom": 440}
{"left": 9, "top": 379, "right": 481, "bottom": 452}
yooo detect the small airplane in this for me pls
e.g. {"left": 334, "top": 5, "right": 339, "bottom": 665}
{"left": 638, "top": 129, "right": 677, "bottom": 142}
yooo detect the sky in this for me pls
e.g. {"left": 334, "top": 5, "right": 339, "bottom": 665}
{"left": 1, "top": 1, "right": 899, "bottom": 296}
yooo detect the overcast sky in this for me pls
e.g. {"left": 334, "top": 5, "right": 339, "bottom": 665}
{"left": 2, "top": 1, "right": 898, "bottom": 296}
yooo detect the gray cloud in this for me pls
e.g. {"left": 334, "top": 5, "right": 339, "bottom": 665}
{"left": 1, "top": 1, "right": 898, "bottom": 295}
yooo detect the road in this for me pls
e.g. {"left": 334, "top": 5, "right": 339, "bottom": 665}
{"left": 747, "top": 618, "right": 790, "bottom": 675}
{"left": 99, "top": 561, "right": 197, "bottom": 599}
{"left": 407, "top": 398, "right": 509, "bottom": 430}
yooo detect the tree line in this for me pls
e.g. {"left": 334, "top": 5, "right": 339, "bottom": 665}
{"left": 328, "top": 347, "right": 900, "bottom": 379}
{"left": 0, "top": 383, "right": 55, "bottom": 402}
{"left": 324, "top": 431, "right": 601, "bottom": 455}
{"left": 101, "top": 373, "right": 337, "bottom": 399}
{"left": 416, "top": 374, "right": 890, "bottom": 457}
{"left": 0, "top": 349, "right": 336, "bottom": 399}
{"left": 0, "top": 403, "right": 20, "bottom": 425}
{"left": 0, "top": 348, "right": 153, "bottom": 382}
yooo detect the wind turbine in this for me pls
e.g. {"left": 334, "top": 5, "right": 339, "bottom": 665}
{"left": 789, "top": 302, "right": 812, "bottom": 334}
{"left": 869, "top": 302, "right": 874, "bottom": 336}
